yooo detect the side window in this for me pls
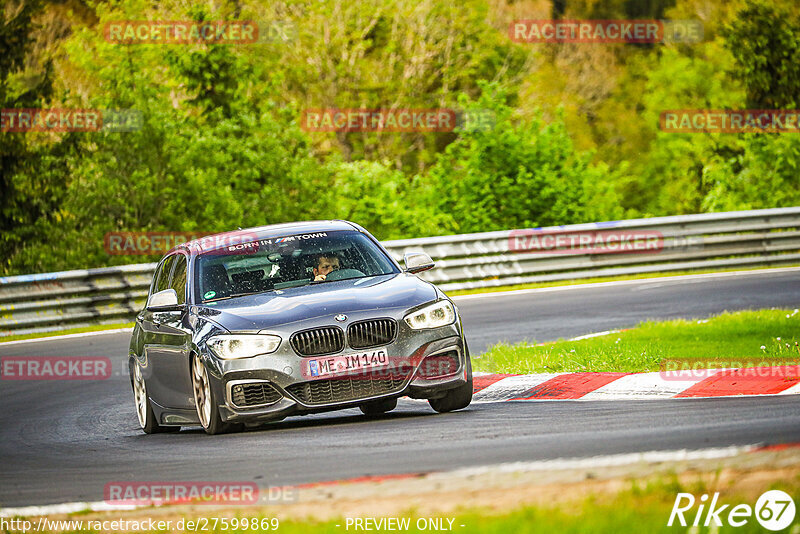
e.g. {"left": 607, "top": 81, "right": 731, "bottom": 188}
{"left": 155, "top": 255, "right": 176, "bottom": 294}
{"left": 170, "top": 255, "right": 188, "bottom": 304}
{"left": 150, "top": 263, "right": 164, "bottom": 297}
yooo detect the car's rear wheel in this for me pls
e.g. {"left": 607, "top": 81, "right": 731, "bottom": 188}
{"left": 192, "top": 353, "right": 241, "bottom": 435}
{"left": 132, "top": 363, "right": 179, "bottom": 434}
{"left": 359, "top": 397, "right": 397, "bottom": 416}
{"left": 428, "top": 350, "right": 473, "bottom": 413}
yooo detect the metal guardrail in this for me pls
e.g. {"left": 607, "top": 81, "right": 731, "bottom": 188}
{"left": 2, "top": 207, "right": 800, "bottom": 337}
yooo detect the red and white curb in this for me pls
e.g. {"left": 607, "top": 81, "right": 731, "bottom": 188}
{"left": 472, "top": 367, "right": 800, "bottom": 402}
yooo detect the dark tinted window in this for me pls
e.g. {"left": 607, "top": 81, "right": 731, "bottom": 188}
{"left": 155, "top": 255, "right": 176, "bottom": 294}
{"left": 170, "top": 254, "right": 188, "bottom": 304}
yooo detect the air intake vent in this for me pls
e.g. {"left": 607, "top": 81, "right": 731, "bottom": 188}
{"left": 291, "top": 326, "right": 345, "bottom": 356}
{"left": 286, "top": 368, "right": 411, "bottom": 405}
{"left": 230, "top": 381, "right": 282, "bottom": 408}
{"left": 348, "top": 318, "right": 397, "bottom": 349}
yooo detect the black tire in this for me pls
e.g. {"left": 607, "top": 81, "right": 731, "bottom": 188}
{"left": 143, "top": 404, "right": 181, "bottom": 434}
{"left": 192, "top": 353, "right": 241, "bottom": 435}
{"left": 132, "top": 363, "right": 180, "bottom": 434}
{"left": 428, "top": 350, "right": 473, "bottom": 413}
{"left": 360, "top": 397, "right": 398, "bottom": 416}
{"left": 200, "top": 400, "right": 233, "bottom": 436}
{"left": 139, "top": 394, "right": 171, "bottom": 434}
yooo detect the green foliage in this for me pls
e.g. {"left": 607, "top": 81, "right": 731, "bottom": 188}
{"left": 702, "top": 133, "right": 800, "bottom": 211}
{"left": 0, "top": 0, "right": 66, "bottom": 272}
{"left": 324, "top": 159, "right": 454, "bottom": 240}
{"left": 723, "top": 0, "right": 800, "bottom": 109}
{"left": 684, "top": 0, "right": 800, "bottom": 212}
{"left": 630, "top": 25, "right": 800, "bottom": 216}
{"left": 426, "top": 84, "right": 623, "bottom": 233}
{"left": 270, "top": 0, "right": 528, "bottom": 172}
{"left": 632, "top": 42, "right": 745, "bottom": 215}
{"left": 2, "top": 0, "right": 799, "bottom": 275}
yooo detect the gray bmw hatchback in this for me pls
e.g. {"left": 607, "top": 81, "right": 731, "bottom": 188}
{"left": 129, "top": 220, "right": 472, "bottom": 434}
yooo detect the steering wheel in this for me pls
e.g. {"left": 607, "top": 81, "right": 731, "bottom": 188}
{"left": 325, "top": 268, "right": 365, "bottom": 281}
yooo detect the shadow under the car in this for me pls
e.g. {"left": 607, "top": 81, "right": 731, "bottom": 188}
{"left": 171, "top": 404, "right": 446, "bottom": 435}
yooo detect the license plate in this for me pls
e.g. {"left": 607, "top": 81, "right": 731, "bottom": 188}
{"left": 306, "top": 348, "right": 389, "bottom": 378}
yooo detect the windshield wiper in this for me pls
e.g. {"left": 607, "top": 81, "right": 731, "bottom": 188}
{"left": 203, "top": 290, "right": 269, "bottom": 302}
{"left": 310, "top": 274, "right": 372, "bottom": 285}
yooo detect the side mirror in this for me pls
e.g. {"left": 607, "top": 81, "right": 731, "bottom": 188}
{"left": 147, "top": 289, "right": 183, "bottom": 311}
{"left": 404, "top": 252, "right": 435, "bottom": 274}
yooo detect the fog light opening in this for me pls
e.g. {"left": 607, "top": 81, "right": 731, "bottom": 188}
{"left": 417, "top": 350, "right": 460, "bottom": 379}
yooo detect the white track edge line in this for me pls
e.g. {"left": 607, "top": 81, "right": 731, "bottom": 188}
{"left": 568, "top": 330, "right": 621, "bottom": 341}
{"left": 429, "top": 445, "right": 759, "bottom": 478}
{"left": 451, "top": 266, "right": 800, "bottom": 301}
{"left": 0, "top": 328, "right": 133, "bottom": 346}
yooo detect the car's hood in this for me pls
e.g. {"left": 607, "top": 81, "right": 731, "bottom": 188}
{"left": 193, "top": 273, "right": 437, "bottom": 332}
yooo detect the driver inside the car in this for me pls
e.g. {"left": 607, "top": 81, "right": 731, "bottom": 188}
{"left": 312, "top": 253, "right": 341, "bottom": 282}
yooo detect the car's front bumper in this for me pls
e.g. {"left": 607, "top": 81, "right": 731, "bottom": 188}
{"left": 209, "top": 326, "right": 468, "bottom": 424}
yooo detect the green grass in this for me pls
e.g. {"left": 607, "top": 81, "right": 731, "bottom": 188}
{"left": 437, "top": 488, "right": 794, "bottom": 534}
{"left": 0, "top": 322, "right": 133, "bottom": 343}
{"left": 51, "top": 473, "right": 795, "bottom": 534}
{"left": 270, "top": 472, "right": 798, "bottom": 533}
{"left": 266, "top": 503, "right": 680, "bottom": 534}
{"left": 446, "top": 264, "right": 800, "bottom": 297}
{"left": 474, "top": 308, "right": 800, "bottom": 374}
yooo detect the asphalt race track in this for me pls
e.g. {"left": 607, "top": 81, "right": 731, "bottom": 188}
{"left": 2, "top": 269, "right": 800, "bottom": 507}
{"left": 458, "top": 268, "right": 800, "bottom": 353}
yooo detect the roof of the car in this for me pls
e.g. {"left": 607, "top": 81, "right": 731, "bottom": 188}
{"left": 175, "top": 220, "right": 361, "bottom": 255}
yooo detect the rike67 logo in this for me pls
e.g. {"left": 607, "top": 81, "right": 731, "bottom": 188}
{"left": 669, "top": 490, "right": 796, "bottom": 531}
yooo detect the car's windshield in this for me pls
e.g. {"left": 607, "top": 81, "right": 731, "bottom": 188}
{"left": 194, "top": 230, "right": 398, "bottom": 302}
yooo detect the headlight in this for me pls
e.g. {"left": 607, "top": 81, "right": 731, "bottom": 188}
{"left": 404, "top": 301, "right": 456, "bottom": 330}
{"left": 207, "top": 334, "right": 281, "bottom": 359}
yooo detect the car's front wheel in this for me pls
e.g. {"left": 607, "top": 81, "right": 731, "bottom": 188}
{"left": 192, "top": 353, "right": 241, "bottom": 435}
{"left": 132, "top": 363, "right": 179, "bottom": 434}
{"left": 428, "top": 351, "right": 473, "bottom": 413}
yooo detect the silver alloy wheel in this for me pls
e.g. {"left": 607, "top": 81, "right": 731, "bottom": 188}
{"left": 192, "top": 353, "right": 212, "bottom": 428}
{"left": 133, "top": 364, "right": 147, "bottom": 429}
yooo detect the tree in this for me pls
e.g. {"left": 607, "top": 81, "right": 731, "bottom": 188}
{"left": 426, "top": 83, "right": 623, "bottom": 234}
{"left": 723, "top": 0, "right": 800, "bottom": 109}
{"left": 0, "top": 0, "right": 71, "bottom": 273}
